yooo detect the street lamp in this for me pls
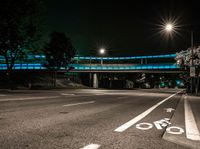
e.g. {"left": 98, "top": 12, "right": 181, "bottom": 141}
{"left": 165, "top": 23, "right": 173, "bottom": 32}
{"left": 99, "top": 48, "right": 105, "bottom": 55}
{"left": 164, "top": 23, "right": 195, "bottom": 93}
{"left": 99, "top": 48, "right": 106, "bottom": 65}
{"left": 164, "top": 23, "right": 194, "bottom": 47}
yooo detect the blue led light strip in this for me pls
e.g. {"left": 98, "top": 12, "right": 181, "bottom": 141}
{"left": 0, "top": 63, "right": 179, "bottom": 70}
{"left": 0, "top": 53, "right": 176, "bottom": 61}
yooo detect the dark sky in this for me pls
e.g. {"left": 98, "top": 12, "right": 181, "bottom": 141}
{"left": 44, "top": 0, "right": 200, "bottom": 56}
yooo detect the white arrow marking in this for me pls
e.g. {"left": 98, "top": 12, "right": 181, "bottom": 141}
{"left": 164, "top": 108, "right": 175, "bottom": 113}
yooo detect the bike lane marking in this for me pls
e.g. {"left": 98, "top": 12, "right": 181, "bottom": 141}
{"left": 114, "top": 91, "right": 182, "bottom": 132}
{"left": 184, "top": 96, "right": 200, "bottom": 141}
{"left": 135, "top": 117, "right": 184, "bottom": 135}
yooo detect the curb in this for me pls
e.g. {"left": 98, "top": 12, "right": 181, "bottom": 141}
{"left": 162, "top": 94, "right": 200, "bottom": 149}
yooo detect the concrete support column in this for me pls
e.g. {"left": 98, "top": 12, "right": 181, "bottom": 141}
{"left": 101, "top": 59, "right": 103, "bottom": 65}
{"left": 93, "top": 73, "right": 98, "bottom": 88}
{"left": 89, "top": 73, "right": 92, "bottom": 87}
{"left": 109, "top": 78, "right": 112, "bottom": 88}
{"left": 141, "top": 59, "right": 143, "bottom": 64}
{"left": 141, "top": 58, "right": 147, "bottom": 64}
{"left": 145, "top": 58, "right": 147, "bottom": 64}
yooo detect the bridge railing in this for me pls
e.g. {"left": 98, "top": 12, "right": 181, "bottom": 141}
{"left": 70, "top": 63, "right": 180, "bottom": 71}
{"left": 0, "top": 63, "right": 180, "bottom": 70}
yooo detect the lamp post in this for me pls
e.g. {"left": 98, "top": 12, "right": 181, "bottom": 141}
{"left": 99, "top": 48, "right": 105, "bottom": 65}
{"left": 165, "top": 23, "right": 195, "bottom": 93}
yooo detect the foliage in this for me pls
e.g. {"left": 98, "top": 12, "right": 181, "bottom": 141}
{"left": 0, "top": 0, "right": 44, "bottom": 73}
{"left": 175, "top": 46, "right": 200, "bottom": 67}
{"left": 44, "top": 32, "right": 76, "bottom": 70}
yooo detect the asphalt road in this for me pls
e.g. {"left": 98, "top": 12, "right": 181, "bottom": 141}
{"left": 0, "top": 89, "right": 189, "bottom": 149}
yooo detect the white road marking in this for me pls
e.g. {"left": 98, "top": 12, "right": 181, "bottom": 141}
{"left": 103, "top": 93, "right": 129, "bottom": 95}
{"left": 80, "top": 144, "right": 101, "bottom": 149}
{"left": 136, "top": 123, "right": 153, "bottom": 130}
{"left": 153, "top": 118, "right": 171, "bottom": 130}
{"left": 0, "top": 95, "right": 6, "bottom": 96}
{"left": 63, "top": 101, "right": 95, "bottom": 107}
{"left": 61, "top": 93, "right": 75, "bottom": 96}
{"left": 184, "top": 96, "right": 200, "bottom": 141}
{"left": 114, "top": 91, "right": 182, "bottom": 132}
{"left": 164, "top": 108, "right": 175, "bottom": 113}
{"left": 0, "top": 96, "right": 59, "bottom": 102}
{"left": 166, "top": 126, "right": 184, "bottom": 135}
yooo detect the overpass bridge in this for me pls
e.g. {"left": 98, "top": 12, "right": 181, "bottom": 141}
{"left": 69, "top": 54, "right": 184, "bottom": 88}
{"left": 0, "top": 53, "right": 182, "bottom": 73}
{"left": 69, "top": 53, "right": 183, "bottom": 73}
{"left": 0, "top": 53, "right": 185, "bottom": 88}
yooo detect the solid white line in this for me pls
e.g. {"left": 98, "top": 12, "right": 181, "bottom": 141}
{"left": 63, "top": 101, "right": 95, "bottom": 107}
{"left": 80, "top": 144, "right": 100, "bottom": 149}
{"left": 0, "top": 96, "right": 59, "bottom": 102}
{"left": 184, "top": 96, "right": 200, "bottom": 141}
{"left": 114, "top": 91, "right": 182, "bottom": 132}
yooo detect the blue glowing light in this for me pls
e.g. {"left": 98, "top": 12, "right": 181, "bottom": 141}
{"left": 0, "top": 63, "right": 179, "bottom": 70}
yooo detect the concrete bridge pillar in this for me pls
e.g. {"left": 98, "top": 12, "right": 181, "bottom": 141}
{"left": 93, "top": 73, "right": 98, "bottom": 88}
{"left": 141, "top": 59, "right": 143, "bottom": 64}
{"left": 141, "top": 58, "right": 148, "bottom": 64}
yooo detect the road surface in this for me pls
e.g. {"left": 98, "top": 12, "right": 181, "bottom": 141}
{"left": 0, "top": 89, "right": 190, "bottom": 149}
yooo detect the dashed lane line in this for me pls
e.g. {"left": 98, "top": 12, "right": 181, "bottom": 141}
{"left": 114, "top": 90, "right": 182, "bottom": 132}
{"left": 184, "top": 96, "right": 200, "bottom": 141}
{"left": 138, "top": 94, "right": 145, "bottom": 96}
{"left": 0, "top": 96, "right": 59, "bottom": 102}
{"left": 61, "top": 93, "right": 75, "bottom": 96}
{"left": 80, "top": 144, "right": 101, "bottom": 149}
{"left": 63, "top": 101, "right": 95, "bottom": 107}
{"left": 117, "top": 96, "right": 128, "bottom": 99}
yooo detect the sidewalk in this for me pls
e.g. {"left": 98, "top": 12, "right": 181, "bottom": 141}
{"left": 163, "top": 94, "right": 200, "bottom": 149}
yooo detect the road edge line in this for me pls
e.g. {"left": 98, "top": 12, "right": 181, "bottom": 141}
{"left": 184, "top": 95, "right": 200, "bottom": 141}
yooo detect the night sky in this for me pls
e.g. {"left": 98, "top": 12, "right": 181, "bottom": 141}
{"left": 44, "top": 0, "right": 200, "bottom": 56}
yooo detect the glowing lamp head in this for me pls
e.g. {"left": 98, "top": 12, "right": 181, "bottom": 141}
{"left": 165, "top": 24, "right": 173, "bottom": 32}
{"left": 99, "top": 48, "right": 105, "bottom": 55}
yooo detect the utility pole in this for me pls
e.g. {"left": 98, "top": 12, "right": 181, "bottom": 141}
{"left": 189, "top": 30, "right": 195, "bottom": 93}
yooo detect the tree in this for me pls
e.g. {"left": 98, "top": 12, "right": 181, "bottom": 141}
{"left": 175, "top": 46, "right": 200, "bottom": 94}
{"left": 0, "top": 0, "right": 44, "bottom": 79}
{"left": 44, "top": 32, "right": 76, "bottom": 87}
